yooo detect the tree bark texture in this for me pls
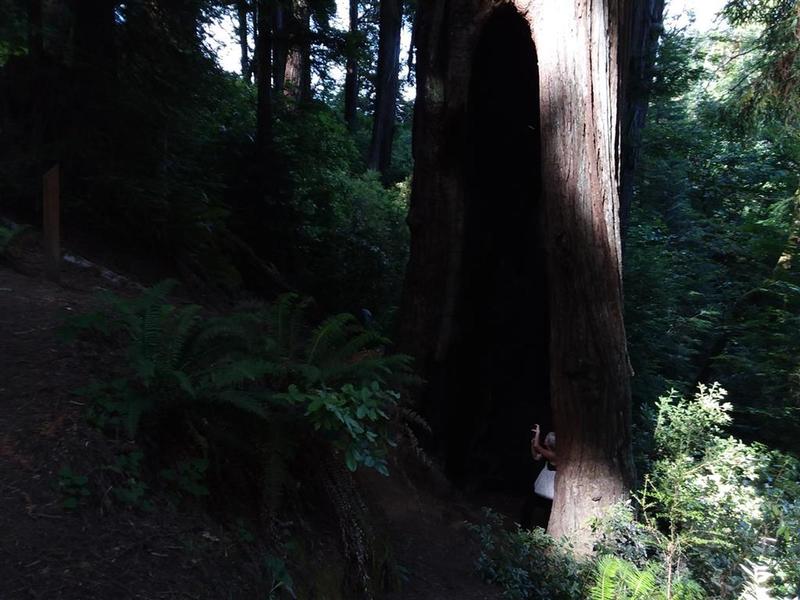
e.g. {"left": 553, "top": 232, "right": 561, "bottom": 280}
{"left": 255, "top": 0, "right": 273, "bottom": 158}
{"left": 343, "top": 0, "right": 360, "bottom": 130}
{"left": 237, "top": 0, "right": 251, "bottom": 79}
{"left": 272, "top": 4, "right": 288, "bottom": 93}
{"left": 283, "top": 0, "right": 312, "bottom": 103}
{"left": 367, "top": 0, "right": 402, "bottom": 177}
{"left": 619, "top": 0, "right": 665, "bottom": 240}
{"left": 399, "top": 0, "right": 636, "bottom": 548}
{"left": 273, "top": 0, "right": 311, "bottom": 103}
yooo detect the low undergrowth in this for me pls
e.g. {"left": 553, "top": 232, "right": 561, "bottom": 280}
{"left": 60, "top": 280, "right": 419, "bottom": 597}
{"left": 469, "top": 384, "right": 800, "bottom": 600}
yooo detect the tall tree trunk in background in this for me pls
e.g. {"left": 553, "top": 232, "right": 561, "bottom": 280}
{"left": 272, "top": 4, "right": 287, "bottom": 93}
{"left": 367, "top": 0, "right": 402, "bottom": 178}
{"left": 343, "top": 0, "right": 360, "bottom": 130}
{"left": 255, "top": 0, "right": 273, "bottom": 158}
{"left": 27, "top": 0, "right": 43, "bottom": 62}
{"left": 69, "top": 0, "right": 117, "bottom": 198}
{"left": 283, "top": 0, "right": 312, "bottom": 103}
{"left": 237, "top": 0, "right": 251, "bottom": 79}
{"left": 619, "top": 0, "right": 665, "bottom": 240}
{"left": 273, "top": 0, "right": 311, "bottom": 103}
{"left": 399, "top": 0, "right": 636, "bottom": 550}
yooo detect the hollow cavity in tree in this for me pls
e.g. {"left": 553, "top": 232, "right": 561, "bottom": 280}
{"left": 442, "top": 5, "right": 550, "bottom": 493}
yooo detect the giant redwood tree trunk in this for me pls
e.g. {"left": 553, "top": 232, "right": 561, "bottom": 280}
{"left": 399, "top": 0, "right": 636, "bottom": 547}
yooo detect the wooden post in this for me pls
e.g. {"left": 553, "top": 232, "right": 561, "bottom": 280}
{"left": 43, "top": 164, "right": 60, "bottom": 281}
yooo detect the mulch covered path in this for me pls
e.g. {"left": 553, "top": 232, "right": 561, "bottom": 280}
{"left": 0, "top": 251, "right": 263, "bottom": 599}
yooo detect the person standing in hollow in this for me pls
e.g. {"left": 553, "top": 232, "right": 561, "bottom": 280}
{"left": 520, "top": 424, "right": 557, "bottom": 528}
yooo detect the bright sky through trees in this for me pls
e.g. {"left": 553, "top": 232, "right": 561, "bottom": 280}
{"left": 208, "top": 0, "right": 413, "bottom": 99}
{"left": 666, "top": 0, "right": 727, "bottom": 30}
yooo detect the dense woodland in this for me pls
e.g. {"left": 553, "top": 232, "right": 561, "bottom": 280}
{"left": 0, "top": 0, "right": 799, "bottom": 599}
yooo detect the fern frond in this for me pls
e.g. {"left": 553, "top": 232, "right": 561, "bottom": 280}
{"left": 206, "top": 358, "right": 275, "bottom": 388}
{"left": 306, "top": 313, "right": 357, "bottom": 366}
{"left": 590, "top": 555, "right": 625, "bottom": 600}
{"left": 398, "top": 406, "right": 432, "bottom": 433}
{"left": 212, "top": 390, "right": 268, "bottom": 419}
{"left": 323, "top": 330, "right": 389, "bottom": 366}
{"left": 319, "top": 353, "right": 413, "bottom": 386}
{"left": 139, "top": 302, "right": 172, "bottom": 360}
{"left": 623, "top": 562, "right": 657, "bottom": 600}
{"left": 163, "top": 304, "right": 201, "bottom": 370}
{"left": 269, "top": 293, "right": 311, "bottom": 358}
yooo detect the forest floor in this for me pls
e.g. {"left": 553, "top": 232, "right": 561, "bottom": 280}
{"left": 0, "top": 228, "right": 509, "bottom": 599}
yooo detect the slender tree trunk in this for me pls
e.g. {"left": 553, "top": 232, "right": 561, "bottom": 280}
{"left": 344, "top": 0, "right": 360, "bottom": 130}
{"left": 255, "top": 0, "right": 273, "bottom": 158}
{"left": 367, "top": 0, "right": 402, "bottom": 178}
{"left": 283, "top": 0, "right": 312, "bottom": 103}
{"left": 399, "top": 0, "right": 636, "bottom": 550}
{"left": 405, "top": 7, "right": 416, "bottom": 82}
{"left": 619, "top": 0, "right": 665, "bottom": 241}
{"left": 237, "top": 0, "right": 251, "bottom": 79}
{"left": 272, "top": 4, "right": 287, "bottom": 93}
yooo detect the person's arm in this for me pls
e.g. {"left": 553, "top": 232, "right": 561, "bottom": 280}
{"left": 532, "top": 440, "right": 557, "bottom": 463}
{"left": 531, "top": 425, "right": 542, "bottom": 460}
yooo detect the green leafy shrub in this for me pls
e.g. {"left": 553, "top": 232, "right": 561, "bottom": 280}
{"left": 57, "top": 467, "right": 90, "bottom": 510}
{"left": 159, "top": 459, "right": 209, "bottom": 499}
{"left": 595, "top": 383, "right": 800, "bottom": 599}
{"left": 264, "top": 105, "right": 410, "bottom": 319}
{"left": 106, "top": 450, "right": 153, "bottom": 510}
{"left": 0, "top": 223, "right": 27, "bottom": 259}
{"left": 467, "top": 508, "right": 590, "bottom": 600}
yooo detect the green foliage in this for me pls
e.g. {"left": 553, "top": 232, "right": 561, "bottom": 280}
{"left": 595, "top": 384, "right": 800, "bottom": 599}
{"left": 57, "top": 467, "right": 90, "bottom": 510}
{"left": 589, "top": 556, "right": 659, "bottom": 600}
{"left": 265, "top": 105, "right": 411, "bottom": 318}
{"left": 625, "top": 15, "right": 800, "bottom": 457}
{"left": 160, "top": 459, "right": 209, "bottom": 499}
{"left": 265, "top": 553, "right": 296, "bottom": 599}
{"left": 0, "top": 0, "right": 26, "bottom": 65}
{"left": 107, "top": 450, "right": 153, "bottom": 510}
{"left": 280, "top": 383, "right": 397, "bottom": 475}
{"left": 467, "top": 508, "right": 590, "bottom": 600}
{"left": 65, "top": 280, "right": 269, "bottom": 440}
{"left": 63, "top": 283, "right": 414, "bottom": 509}
{"left": 0, "top": 223, "right": 27, "bottom": 258}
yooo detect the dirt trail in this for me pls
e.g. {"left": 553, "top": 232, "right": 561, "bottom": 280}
{"left": 0, "top": 237, "right": 505, "bottom": 599}
{"left": 0, "top": 260, "right": 265, "bottom": 598}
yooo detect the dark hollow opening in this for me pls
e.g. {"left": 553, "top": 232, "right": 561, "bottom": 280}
{"left": 443, "top": 5, "right": 550, "bottom": 494}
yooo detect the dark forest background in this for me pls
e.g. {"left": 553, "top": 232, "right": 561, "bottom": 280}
{"left": 1, "top": 1, "right": 799, "bottom": 598}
